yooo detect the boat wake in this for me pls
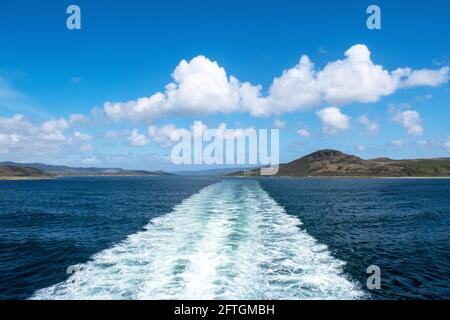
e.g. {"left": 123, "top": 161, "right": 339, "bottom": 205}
{"left": 32, "top": 180, "right": 364, "bottom": 300}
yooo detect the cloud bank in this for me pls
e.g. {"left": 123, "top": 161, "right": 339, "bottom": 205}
{"left": 103, "top": 44, "right": 449, "bottom": 122}
{"left": 0, "top": 114, "right": 93, "bottom": 161}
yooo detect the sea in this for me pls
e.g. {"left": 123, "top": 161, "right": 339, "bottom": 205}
{"left": 0, "top": 176, "right": 448, "bottom": 300}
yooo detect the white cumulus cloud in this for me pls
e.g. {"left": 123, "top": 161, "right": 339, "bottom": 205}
{"left": 101, "top": 44, "right": 449, "bottom": 121}
{"left": 399, "top": 66, "right": 449, "bottom": 88}
{"left": 147, "top": 122, "right": 257, "bottom": 148}
{"left": 104, "top": 55, "right": 241, "bottom": 122}
{"left": 127, "top": 129, "right": 149, "bottom": 146}
{"left": 148, "top": 124, "right": 179, "bottom": 147}
{"left": 40, "top": 118, "right": 70, "bottom": 142}
{"left": 0, "top": 114, "right": 94, "bottom": 162}
{"left": 316, "top": 107, "right": 351, "bottom": 134}
{"left": 392, "top": 109, "right": 424, "bottom": 136}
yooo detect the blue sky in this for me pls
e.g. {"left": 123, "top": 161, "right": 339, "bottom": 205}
{"left": 0, "top": 0, "right": 449, "bottom": 170}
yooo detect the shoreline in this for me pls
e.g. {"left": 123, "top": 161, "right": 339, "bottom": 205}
{"left": 52, "top": 174, "right": 167, "bottom": 178}
{"left": 2, "top": 175, "right": 450, "bottom": 181}
{"left": 0, "top": 176, "right": 52, "bottom": 181}
{"left": 0, "top": 174, "right": 168, "bottom": 180}
{"left": 230, "top": 175, "right": 450, "bottom": 179}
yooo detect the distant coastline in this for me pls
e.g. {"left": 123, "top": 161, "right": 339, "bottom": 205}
{"left": 0, "top": 162, "right": 173, "bottom": 180}
{"left": 2, "top": 149, "right": 450, "bottom": 180}
{"left": 0, "top": 175, "right": 170, "bottom": 181}
{"left": 0, "top": 176, "right": 52, "bottom": 181}
{"left": 231, "top": 175, "right": 450, "bottom": 179}
{"left": 228, "top": 149, "right": 450, "bottom": 178}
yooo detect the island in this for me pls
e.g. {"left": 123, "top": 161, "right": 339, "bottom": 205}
{"left": 0, "top": 162, "right": 173, "bottom": 180}
{"left": 229, "top": 149, "right": 450, "bottom": 178}
{"left": 0, "top": 165, "right": 51, "bottom": 180}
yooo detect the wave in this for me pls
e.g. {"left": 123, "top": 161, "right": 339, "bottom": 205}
{"left": 32, "top": 180, "right": 364, "bottom": 300}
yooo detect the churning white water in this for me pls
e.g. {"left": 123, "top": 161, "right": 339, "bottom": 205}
{"left": 32, "top": 180, "right": 364, "bottom": 300}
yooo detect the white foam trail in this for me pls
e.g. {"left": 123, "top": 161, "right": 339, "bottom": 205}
{"left": 32, "top": 180, "right": 365, "bottom": 300}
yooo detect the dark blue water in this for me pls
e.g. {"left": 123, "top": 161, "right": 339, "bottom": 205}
{"left": 0, "top": 176, "right": 449, "bottom": 299}
{"left": 259, "top": 178, "right": 450, "bottom": 300}
{"left": 0, "top": 176, "right": 218, "bottom": 300}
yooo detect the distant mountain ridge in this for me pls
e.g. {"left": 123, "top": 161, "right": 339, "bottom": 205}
{"left": 0, "top": 165, "right": 50, "bottom": 179}
{"left": 230, "top": 149, "right": 450, "bottom": 177}
{"left": 0, "top": 162, "right": 173, "bottom": 178}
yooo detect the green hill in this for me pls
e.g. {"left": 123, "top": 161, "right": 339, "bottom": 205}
{"left": 229, "top": 149, "right": 450, "bottom": 177}
{"left": 0, "top": 165, "right": 51, "bottom": 179}
{"left": 0, "top": 162, "right": 174, "bottom": 177}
